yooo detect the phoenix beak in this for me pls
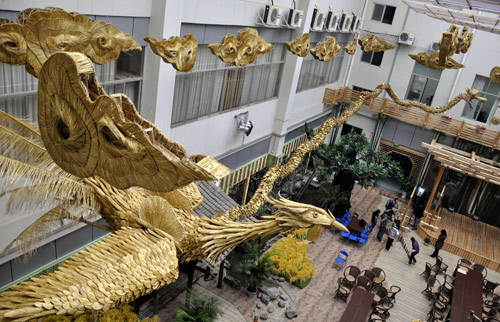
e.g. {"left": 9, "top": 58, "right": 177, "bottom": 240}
{"left": 328, "top": 209, "right": 349, "bottom": 233}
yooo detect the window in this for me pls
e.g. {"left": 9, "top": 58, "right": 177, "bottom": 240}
{"left": 353, "top": 85, "right": 372, "bottom": 92}
{"left": 296, "top": 43, "right": 345, "bottom": 92}
{"left": 172, "top": 44, "right": 286, "bottom": 125}
{"left": 0, "top": 49, "right": 145, "bottom": 122}
{"left": 372, "top": 4, "right": 396, "bottom": 24}
{"left": 361, "top": 51, "right": 384, "bottom": 66}
{"left": 462, "top": 75, "right": 500, "bottom": 123}
{"left": 405, "top": 63, "right": 442, "bottom": 105}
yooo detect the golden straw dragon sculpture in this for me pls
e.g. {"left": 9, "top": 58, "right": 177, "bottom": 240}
{"left": 0, "top": 8, "right": 487, "bottom": 322}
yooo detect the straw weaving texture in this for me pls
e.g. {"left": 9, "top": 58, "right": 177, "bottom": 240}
{"left": 0, "top": 228, "right": 178, "bottom": 322}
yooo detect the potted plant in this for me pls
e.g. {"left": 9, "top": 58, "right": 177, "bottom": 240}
{"left": 399, "top": 174, "right": 415, "bottom": 199}
{"left": 174, "top": 288, "right": 223, "bottom": 322}
{"left": 233, "top": 240, "right": 274, "bottom": 296}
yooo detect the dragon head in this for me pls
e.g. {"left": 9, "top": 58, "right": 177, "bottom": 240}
{"left": 264, "top": 193, "right": 348, "bottom": 242}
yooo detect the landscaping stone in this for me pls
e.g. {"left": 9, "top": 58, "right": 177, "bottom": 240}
{"left": 279, "top": 294, "right": 288, "bottom": 301}
{"left": 256, "top": 302, "right": 262, "bottom": 309}
{"left": 260, "top": 313, "right": 268, "bottom": 320}
{"left": 261, "top": 287, "right": 280, "bottom": 300}
{"left": 261, "top": 294, "right": 270, "bottom": 305}
{"left": 278, "top": 301, "right": 286, "bottom": 308}
{"left": 278, "top": 277, "right": 285, "bottom": 282}
{"left": 268, "top": 306, "right": 274, "bottom": 313}
{"left": 286, "top": 309, "right": 298, "bottom": 319}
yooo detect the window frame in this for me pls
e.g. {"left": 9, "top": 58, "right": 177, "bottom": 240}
{"left": 405, "top": 63, "right": 442, "bottom": 105}
{"left": 461, "top": 75, "right": 500, "bottom": 124}
{"left": 371, "top": 3, "right": 397, "bottom": 25}
{"left": 360, "top": 51, "right": 384, "bottom": 67}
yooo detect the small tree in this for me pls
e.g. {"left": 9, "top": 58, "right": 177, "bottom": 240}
{"left": 174, "top": 289, "right": 223, "bottom": 322}
{"left": 233, "top": 240, "right": 274, "bottom": 293}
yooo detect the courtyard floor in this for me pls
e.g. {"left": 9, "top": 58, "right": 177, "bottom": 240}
{"left": 159, "top": 185, "right": 500, "bottom": 322}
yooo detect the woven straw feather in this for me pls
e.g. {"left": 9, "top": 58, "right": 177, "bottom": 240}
{"left": 138, "top": 197, "right": 185, "bottom": 242}
{"left": 0, "top": 228, "right": 178, "bottom": 322}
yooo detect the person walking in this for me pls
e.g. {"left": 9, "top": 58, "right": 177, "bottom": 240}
{"left": 412, "top": 202, "right": 425, "bottom": 230}
{"left": 430, "top": 229, "right": 447, "bottom": 258}
{"left": 385, "top": 221, "right": 400, "bottom": 251}
{"left": 385, "top": 197, "right": 398, "bottom": 211}
{"left": 371, "top": 209, "right": 381, "bottom": 230}
{"left": 408, "top": 237, "right": 419, "bottom": 265}
{"left": 377, "top": 212, "right": 388, "bottom": 242}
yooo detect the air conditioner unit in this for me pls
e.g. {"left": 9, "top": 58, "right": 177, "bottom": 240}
{"left": 430, "top": 42, "right": 440, "bottom": 51}
{"left": 340, "top": 14, "right": 353, "bottom": 33}
{"left": 398, "top": 31, "right": 415, "bottom": 45}
{"left": 351, "top": 15, "right": 361, "bottom": 33}
{"left": 263, "top": 5, "right": 281, "bottom": 26}
{"left": 311, "top": 8, "right": 326, "bottom": 31}
{"left": 287, "top": 9, "right": 303, "bottom": 28}
{"left": 326, "top": 12, "right": 341, "bottom": 31}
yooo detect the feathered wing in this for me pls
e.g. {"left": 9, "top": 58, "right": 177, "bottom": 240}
{"left": 0, "top": 228, "right": 179, "bottom": 322}
{"left": 0, "top": 112, "right": 100, "bottom": 252}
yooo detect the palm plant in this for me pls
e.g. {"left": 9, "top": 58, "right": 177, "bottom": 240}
{"left": 174, "top": 289, "right": 223, "bottom": 322}
{"left": 233, "top": 240, "right": 274, "bottom": 293}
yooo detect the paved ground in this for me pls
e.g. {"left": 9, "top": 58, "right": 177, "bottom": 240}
{"left": 158, "top": 185, "right": 500, "bottom": 321}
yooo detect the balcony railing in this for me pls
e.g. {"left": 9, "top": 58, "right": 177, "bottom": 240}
{"left": 323, "top": 87, "right": 500, "bottom": 151}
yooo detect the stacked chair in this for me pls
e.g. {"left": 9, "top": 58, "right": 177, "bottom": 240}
{"left": 421, "top": 262, "right": 439, "bottom": 280}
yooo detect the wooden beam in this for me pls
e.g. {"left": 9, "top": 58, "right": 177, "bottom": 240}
{"left": 241, "top": 175, "right": 251, "bottom": 206}
{"left": 456, "top": 121, "right": 465, "bottom": 141}
{"left": 425, "top": 166, "right": 445, "bottom": 217}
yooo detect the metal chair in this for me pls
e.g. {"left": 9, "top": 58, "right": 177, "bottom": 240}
{"left": 372, "top": 285, "right": 388, "bottom": 307}
{"left": 426, "top": 307, "right": 444, "bottom": 322}
{"left": 334, "top": 277, "right": 351, "bottom": 302}
{"left": 372, "top": 301, "right": 393, "bottom": 320}
{"left": 356, "top": 275, "right": 372, "bottom": 291}
{"left": 371, "top": 267, "right": 386, "bottom": 289}
{"left": 349, "top": 233, "right": 359, "bottom": 243}
{"left": 432, "top": 256, "right": 448, "bottom": 275}
{"left": 333, "top": 250, "right": 349, "bottom": 269}
{"left": 361, "top": 269, "right": 376, "bottom": 284}
{"left": 422, "top": 276, "right": 441, "bottom": 300}
{"left": 440, "top": 274, "right": 454, "bottom": 296}
{"left": 386, "top": 285, "right": 401, "bottom": 304}
{"left": 343, "top": 265, "right": 361, "bottom": 287}
{"left": 472, "top": 263, "right": 487, "bottom": 278}
{"left": 483, "top": 279, "right": 499, "bottom": 296}
{"left": 482, "top": 307, "right": 497, "bottom": 322}
{"left": 421, "top": 262, "right": 438, "bottom": 279}
{"left": 457, "top": 258, "right": 472, "bottom": 269}
{"left": 431, "top": 293, "right": 449, "bottom": 313}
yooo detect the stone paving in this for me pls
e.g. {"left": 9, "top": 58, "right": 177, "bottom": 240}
{"left": 158, "top": 185, "right": 500, "bottom": 321}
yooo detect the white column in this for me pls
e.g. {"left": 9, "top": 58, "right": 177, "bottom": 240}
{"left": 140, "top": 0, "right": 182, "bottom": 137}
{"left": 268, "top": 0, "right": 315, "bottom": 157}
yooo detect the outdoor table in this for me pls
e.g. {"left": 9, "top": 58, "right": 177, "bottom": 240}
{"left": 450, "top": 268, "right": 483, "bottom": 322}
{"left": 347, "top": 218, "right": 364, "bottom": 235}
{"left": 339, "top": 286, "right": 375, "bottom": 322}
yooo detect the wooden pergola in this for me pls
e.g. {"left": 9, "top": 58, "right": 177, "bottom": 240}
{"left": 417, "top": 139, "right": 500, "bottom": 228}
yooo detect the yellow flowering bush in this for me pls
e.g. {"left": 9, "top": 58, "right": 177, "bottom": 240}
{"left": 268, "top": 234, "right": 315, "bottom": 283}
{"left": 291, "top": 228, "right": 308, "bottom": 239}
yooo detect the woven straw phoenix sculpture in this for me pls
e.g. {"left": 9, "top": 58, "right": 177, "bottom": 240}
{"left": 0, "top": 8, "right": 488, "bottom": 322}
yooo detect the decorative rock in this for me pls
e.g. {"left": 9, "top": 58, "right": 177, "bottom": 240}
{"left": 257, "top": 292, "right": 262, "bottom": 298}
{"left": 256, "top": 302, "right": 262, "bottom": 309}
{"left": 278, "top": 301, "right": 286, "bottom": 308}
{"left": 223, "top": 276, "right": 241, "bottom": 290}
{"left": 260, "top": 313, "right": 268, "bottom": 320}
{"left": 272, "top": 275, "right": 280, "bottom": 281}
{"left": 268, "top": 306, "right": 274, "bottom": 313}
{"left": 278, "top": 277, "right": 285, "bottom": 282}
{"left": 261, "top": 287, "right": 280, "bottom": 300}
{"left": 261, "top": 294, "right": 270, "bottom": 305}
{"left": 280, "top": 294, "right": 288, "bottom": 301}
{"left": 286, "top": 309, "right": 298, "bottom": 319}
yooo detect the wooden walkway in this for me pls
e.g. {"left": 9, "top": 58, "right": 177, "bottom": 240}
{"left": 417, "top": 209, "right": 500, "bottom": 272}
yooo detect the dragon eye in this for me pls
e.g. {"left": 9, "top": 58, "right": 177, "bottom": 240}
{"left": 313, "top": 213, "right": 318, "bottom": 218}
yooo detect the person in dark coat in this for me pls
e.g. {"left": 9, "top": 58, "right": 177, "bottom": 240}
{"left": 412, "top": 202, "right": 425, "bottom": 230}
{"left": 371, "top": 209, "right": 381, "bottom": 230}
{"left": 430, "top": 229, "right": 447, "bottom": 258}
{"left": 377, "top": 212, "right": 388, "bottom": 242}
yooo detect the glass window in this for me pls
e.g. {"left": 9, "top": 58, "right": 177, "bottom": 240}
{"left": 296, "top": 43, "right": 345, "bottom": 92}
{"left": 172, "top": 44, "right": 286, "bottom": 125}
{"left": 360, "top": 51, "right": 384, "bottom": 66}
{"left": 372, "top": 4, "right": 396, "bottom": 25}
{"left": 405, "top": 63, "right": 442, "bottom": 105}
{"left": 462, "top": 75, "right": 500, "bottom": 123}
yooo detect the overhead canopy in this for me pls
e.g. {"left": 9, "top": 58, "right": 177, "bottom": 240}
{"left": 423, "top": 140, "right": 500, "bottom": 186}
{"left": 403, "top": 0, "right": 500, "bottom": 35}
